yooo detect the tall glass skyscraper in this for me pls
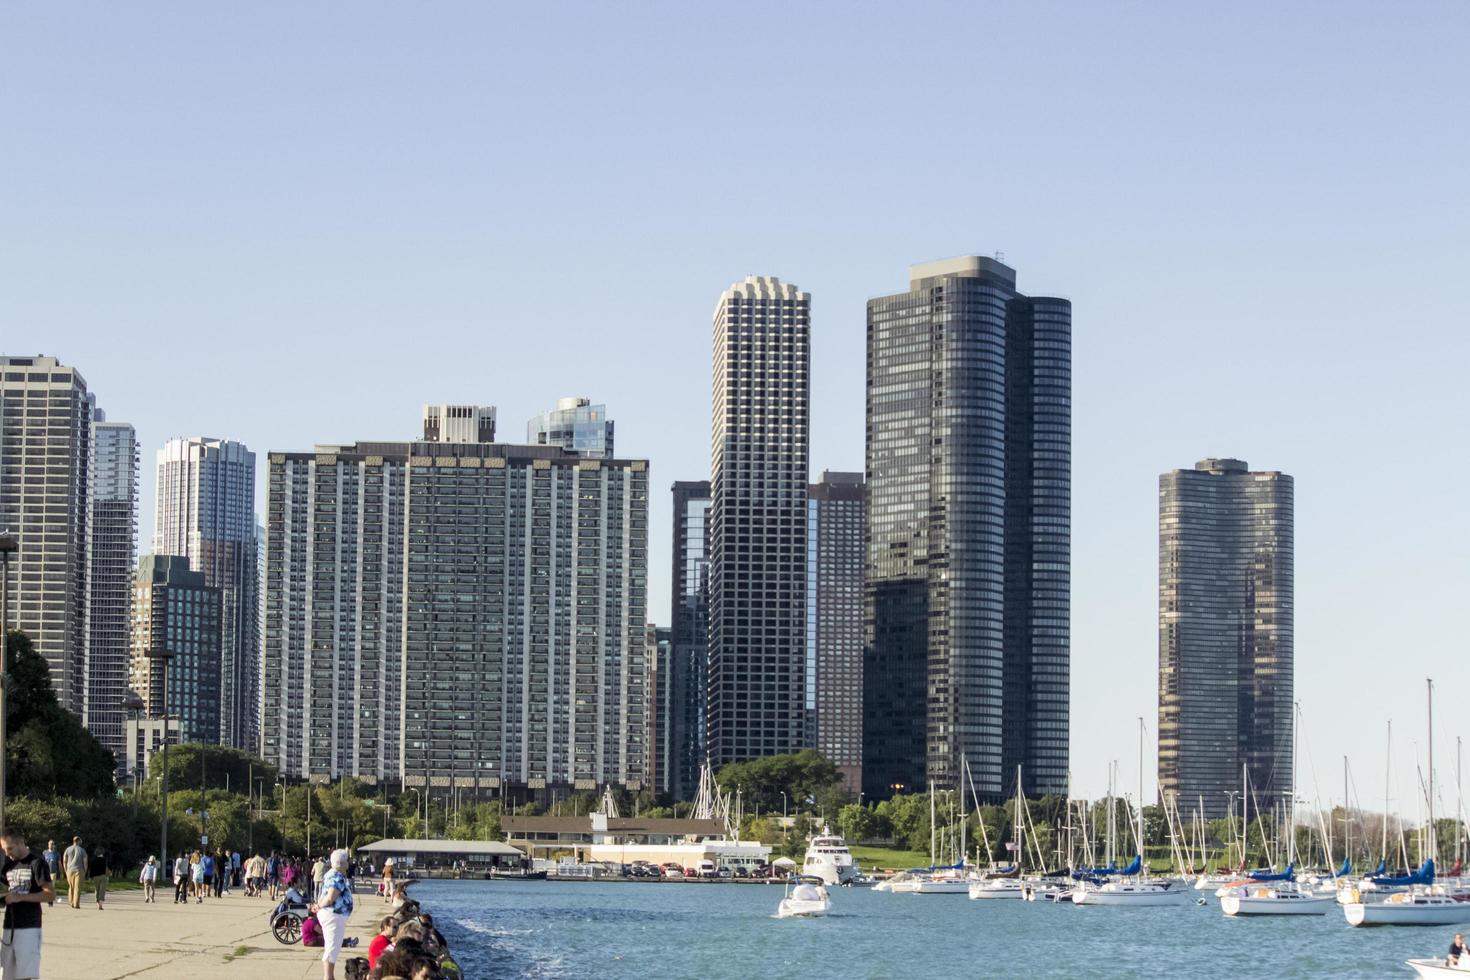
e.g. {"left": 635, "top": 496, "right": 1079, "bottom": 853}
{"left": 0, "top": 356, "right": 94, "bottom": 714}
{"left": 708, "top": 276, "right": 811, "bottom": 768}
{"left": 864, "top": 256, "right": 1070, "bottom": 801}
{"left": 154, "top": 437, "right": 259, "bottom": 750}
{"left": 528, "top": 397, "right": 614, "bottom": 458}
{"left": 129, "top": 554, "right": 222, "bottom": 744}
{"left": 88, "top": 412, "right": 139, "bottom": 765}
{"left": 1158, "top": 458, "right": 1293, "bottom": 818}
{"left": 669, "top": 480, "right": 710, "bottom": 799}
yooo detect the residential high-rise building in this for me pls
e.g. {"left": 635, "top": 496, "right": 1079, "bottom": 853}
{"left": 864, "top": 256, "right": 1071, "bottom": 801}
{"left": 708, "top": 276, "right": 811, "bottom": 767}
{"left": 422, "top": 404, "right": 496, "bottom": 444}
{"left": 646, "top": 624, "right": 673, "bottom": 796}
{"left": 262, "top": 409, "right": 650, "bottom": 795}
{"left": 528, "top": 397, "right": 614, "bottom": 458}
{"left": 1158, "top": 458, "right": 1293, "bottom": 818}
{"left": 807, "top": 471, "right": 864, "bottom": 793}
{"left": 87, "top": 412, "right": 138, "bottom": 765}
{"left": 129, "top": 554, "right": 223, "bottom": 743}
{"left": 669, "top": 480, "right": 710, "bottom": 799}
{"left": 154, "top": 437, "right": 259, "bottom": 750}
{"left": 0, "top": 356, "right": 94, "bottom": 713}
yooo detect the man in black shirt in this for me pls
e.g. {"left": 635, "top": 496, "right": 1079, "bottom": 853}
{"left": 2, "top": 828, "right": 55, "bottom": 980}
{"left": 1449, "top": 933, "right": 1467, "bottom": 966}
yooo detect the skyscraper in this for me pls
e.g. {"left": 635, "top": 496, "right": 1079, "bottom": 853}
{"left": 669, "top": 479, "right": 710, "bottom": 799}
{"left": 1158, "top": 458, "right": 1293, "bottom": 818}
{"left": 528, "top": 397, "right": 614, "bottom": 458}
{"left": 864, "top": 256, "right": 1071, "bottom": 801}
{"left": 708, "top": 276, "right": 811, "bottom": 767}
{"left": 422, "top": 404, "right": 496, "bottom": 444}
{"left": 154, "top": 437, "right": 259, "bottom": 749}
{"left": 807, "top": 471, "right": 864, "bottom": 793}
{"left": 646, "top": 624, "right": 673, "bottom": 796}
{"left": 0, "top": 356, "right": 94, "bottom": 713}
{"left": 88, "top": 412, "right": 138, "bottom": 765}
{"left": 262, "top": 407, "right": 650, "bottom": 794}
{"left": 129, "top": 554, "right": 222, "bottom": 743}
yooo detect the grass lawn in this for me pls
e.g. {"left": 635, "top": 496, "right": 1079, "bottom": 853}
{"left": 849, "top": 845, "right": 933, "bottom": 872}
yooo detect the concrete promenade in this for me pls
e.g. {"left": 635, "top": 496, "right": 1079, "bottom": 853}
{"left": 33, "top": 887, "right": 374, "bottom": 980}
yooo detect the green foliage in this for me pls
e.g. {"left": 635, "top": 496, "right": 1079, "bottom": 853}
{"left": 2, "top": 794, "right": 161, "bottom": 874}
{"left": 4, "top": 631, "right": 117, "bottom": 799}
{"left": 714, "top": 749, "right": 845, "bottom": 815}
{"left": 144, "top": 743, "right": 277, "bottom": 795}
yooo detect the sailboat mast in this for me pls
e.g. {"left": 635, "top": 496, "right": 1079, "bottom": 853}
{"left": 1383, "top": 720, "right": 1392, "bottom": 865}
{"left": 1427, "top": 678, "right": 1435, "bottom": 866}
{"left": 1138, "top": 717, "right": 1145, "bottom": 861}
{"left": 1289, "top": 702, "right": 1299, "bottom": 867}
{"left": 1343, "top": 756, "right": 1350, "bottom": 871}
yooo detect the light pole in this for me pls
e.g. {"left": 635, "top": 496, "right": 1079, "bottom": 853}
{"left": 124, "top": 691, "right": 145, "bottom": 817}
{"left": 408, "top": 788, "right": 422, "bottom": 836}
{"left": 0, "top": 530, "right": 17, "bottom": 833}
{"left": 146, "top": 645, "right": 176, "bottom": 862}
{"left": 781, "top": 791, "right": 788, "bottom": 821}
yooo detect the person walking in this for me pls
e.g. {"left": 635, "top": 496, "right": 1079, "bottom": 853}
{"left": 139, "top": 856, "right": 159, "bottom": 903}
{"left": 173, "top": 851, "right": 189, "bottom": 904}
{"left": 311, "top": 855, "right": 327, "bottom": 898}
{"left": 212, "top": 849, "right": 226, "bottom": 898}
{"left": 190, "top": 851, "right": 205, "bottom": 903}
{"left": 87, "top": 848, "right": 109, "bottom": 909}
{"left": 2, "top": 829, "right": 56, "bottom": 980}
{"left": 40, "top": 841, "right": 58, "bottom": 908}
{"left": 310, "top": 849, "right": 355, "bottom": 980}
{"left": 61, "top": 837, "right": 86, "bottom": 910}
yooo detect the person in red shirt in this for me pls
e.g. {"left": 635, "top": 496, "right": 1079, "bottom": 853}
{"left": 368, "top": 915, "right": 398, "bottom": 970}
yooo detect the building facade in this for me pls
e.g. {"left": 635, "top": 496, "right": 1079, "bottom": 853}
{"left": 646, "top": 624, "right": 673, "bottom": 796}
{"left": 154, "top": 437, "right": 260, "bottom": 750}
{"left": 864, "top": 256, "right": 1071, "bottom": 801}
{"left": 0, "top": 356, "right": 93, "bottom": 713}
{"left": 807, "top": 471, "right": 864, "bottom": 793}
{"left": 708, "top": 276, "right": 811, "bottom": 768}
{"left": 1158, "top": 458, "right": 1293, "bottom": 818}
{"left": 668, "top": 480, "right": 710, "bottom": 799}
{"left": 422, "top": 404, "right": 496, "bottom": 444}
{"left": 527, "top": 397, "right": 614, "bottom": 458}
{"left": 88, "top": 413, "right": 138, "bottom": 764}
{"left": 129, "top": 554, "right": 223, "bottom": 744}
{"left": 262, "top": 409, "right": 651, "bottom": 795}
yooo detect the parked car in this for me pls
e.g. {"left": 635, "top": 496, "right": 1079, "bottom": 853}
{"left": 716, "top": 867, "right": 733, "bottom": 879}
{"left": 662, "top": 864, "right": 685, "bottom": 879}
{"left": 697, "top": 860, "right": 718, "bottom": 879}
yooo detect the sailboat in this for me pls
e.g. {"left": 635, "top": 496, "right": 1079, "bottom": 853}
{"left": 971, "top": 768, "right": 1027, "bottom": 900}
{"left": 1071, "top": 721, "right": 1191, "bottom": 908}
{"left": 1344, "top": 681, "right": 1470, "bottom": 927}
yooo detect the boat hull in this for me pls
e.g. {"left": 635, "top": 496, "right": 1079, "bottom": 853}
{"left": 969, "top": 882, "right": 1024, "bottom": 900}
{"left": 1345, "top": 902, "right": 1470, "bottom": 927}
{"left": 1220, "top": 894, "right": 1334, "bottom": 916}
{"left": 1407, "top": 958, "right": 1470, "bottom": 977}
{"left": 1072, "top": 887, "right": 1191, "bottom": 907}
{"left": 777, "top": 899, "right": 830, "bottom": 918}
{"left": 910, "top": 878, "right": 971, "bottom": 894}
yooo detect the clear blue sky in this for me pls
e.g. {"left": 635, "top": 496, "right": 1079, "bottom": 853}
{"left": 5, "top": 2, "right": 1468, "bottom": 809}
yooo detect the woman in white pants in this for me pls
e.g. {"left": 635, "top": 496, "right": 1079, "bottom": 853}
{"left": 310, "top": 849, "right": 355, "bottom": 980}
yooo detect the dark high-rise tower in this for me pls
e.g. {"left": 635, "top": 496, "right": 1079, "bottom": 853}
{"left": 864, "top": 256, "right": 1070, "bottom": 801}
{"left": 808, "top": 471, "right": 865, "bottom": 793}
{"left": 1158, "top": 458, "right": 1293, "bottom": 818}
{"left": 669, "top": 480, "right": 711, "bottom": 799}
{"left": 708, "top": 276, "right": 811, "bottom": 768}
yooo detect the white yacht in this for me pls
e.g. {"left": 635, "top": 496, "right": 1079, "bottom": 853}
{"left": 777, "top": 879, "right": 831, "bottom": 918}
{"left": 801, "top": 829, "right": 860, "bottom": 886}
{"left": 969, "top": 877, "right": 1024, "bottom": 900}
{"left": 1071, "top": 879, "right": 1192, "bottom": 907}
{"left": 1343, "top": 888, "right": 1470, "bottom": 927}
{"left": 1219, "top": 882, "right": 1335, "bottom": 916}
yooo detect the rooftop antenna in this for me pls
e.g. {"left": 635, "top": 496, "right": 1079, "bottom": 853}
{"left": 994, "top": 250, "right": 1006, "bottom": 262}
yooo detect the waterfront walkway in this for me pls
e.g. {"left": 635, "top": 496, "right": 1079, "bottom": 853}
{"left": 35, "top": 888, "right": 373, "bottom": 980}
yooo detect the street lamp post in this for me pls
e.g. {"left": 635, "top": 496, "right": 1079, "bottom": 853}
{"left": 408, "top": 788, "right": 422, "bottom": 836}
{"left": 0, "top": 530, "right": 17, "bottom": 833}
{"left": 146, "top": 645, "right": 176, "bottom": 862}
{"left": 781, "top": 791, "right": 788, "bottom": 821}
{"left": 124, "top": 691, "right": 145, "bottom": 818}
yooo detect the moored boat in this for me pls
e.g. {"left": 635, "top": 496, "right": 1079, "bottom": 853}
{"left": 969, "top": 876, "right": 1024, "bottom": 900}
{"left": 1071, "top": 878, "right": 1192, "bottom": 907}
{"left": 1219, "top": 882, "right": 1335, "bottom": 916}
{"left": 1344, "top": 887, "right": 1470, "bottom": 927}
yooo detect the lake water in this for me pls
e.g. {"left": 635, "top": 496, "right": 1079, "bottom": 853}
{"left": 408, "top": 879, "right": 1453, "bottom": 979}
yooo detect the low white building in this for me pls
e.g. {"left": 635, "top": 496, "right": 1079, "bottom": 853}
{"left": 503, "top": 814, "right": 771, "bottom": 870}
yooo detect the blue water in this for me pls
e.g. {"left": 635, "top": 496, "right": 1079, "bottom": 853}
{"left": 407, "top": 879, "right": 1454, "bottom": 979}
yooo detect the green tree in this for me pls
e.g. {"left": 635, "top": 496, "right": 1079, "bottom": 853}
{"left": 715, "top": 749, "right": 843, "bottom": 815}
{"left": 143, "top": 743, "right": 277, "bottom": 796}
{"left": 4, "top": 630, "right": 116, "bottom": 799}
{"left": 837, "top": 803, "right": 878, "bottom": 844}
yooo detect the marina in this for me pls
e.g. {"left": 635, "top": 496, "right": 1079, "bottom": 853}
{"left": 421, "top": 878, "right": 1465, "bottom": 979}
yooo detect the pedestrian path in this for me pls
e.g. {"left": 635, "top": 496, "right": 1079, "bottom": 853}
{"left": 37, "top": 887, "right": 370, "bottom": 979}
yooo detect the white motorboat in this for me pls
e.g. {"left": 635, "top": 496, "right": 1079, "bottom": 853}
{"left": 1071, "top": 879, "right": 1192, "bottom": 907}
{"left": 1219, "top": 882, "right": 1335, "bottom": 916}
{"left": 1408, "top": 957, "right": 1470, "bottom": 977}
{"left": 1344, "top": 888, "right": 1470, "bottom": 927}
{"left": 801, "top": 829, "right": 860, "bottom": 886}
{"left": 777, "top": 879, "right": 831, "bottom": 918}
{"left": 1194, "top": 874, "right": 1236, "bottom": 891}
{"left": 969, "top": 877, "right": 1024, "bottom": 900}
{"left": 1022, "top": 879, "right": 1067, "bottom": 902}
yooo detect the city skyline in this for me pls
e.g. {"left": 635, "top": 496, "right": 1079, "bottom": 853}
{"left": 6, "top": 1, "right": 1469, "bottom": 805}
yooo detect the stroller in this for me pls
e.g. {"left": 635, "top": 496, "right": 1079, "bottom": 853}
{"left": 269, "top": 886, "right": 311, "bottom": 944}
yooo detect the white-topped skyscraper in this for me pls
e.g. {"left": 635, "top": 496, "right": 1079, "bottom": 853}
{"left": 154, "top": 437, "right": 259, "bottom": 749}
{"left": 0, "top": 355, "right": 94, "bottom": 713}
{"left": 88, "top": 411, "right": 139, "bottom": 764}
{"left": 528, "top": 397, "right": 614, "bottom": 458}
{"left": 707, "top": 276, "right": 811, "bottom": 767}
{"left": 864, "top": 256, "right": 1071, "bottom": 802}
